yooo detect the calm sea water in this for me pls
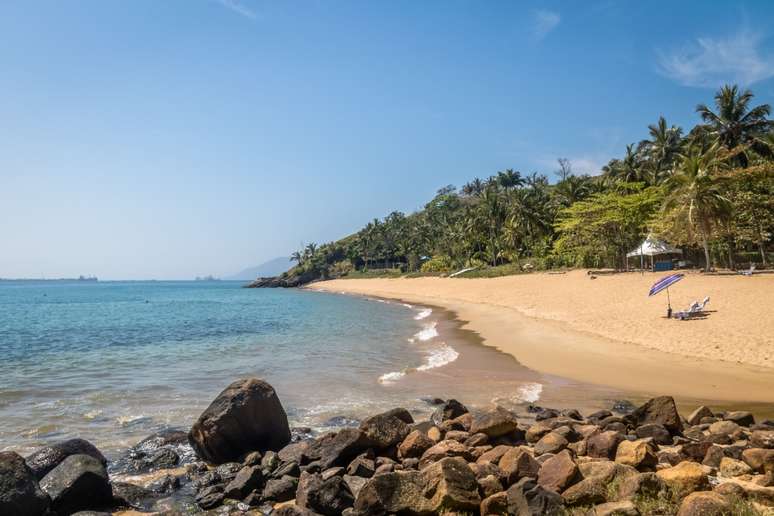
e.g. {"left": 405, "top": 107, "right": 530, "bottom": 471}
{"left": 0, "top": 280, "right": 557, "bottom": 458}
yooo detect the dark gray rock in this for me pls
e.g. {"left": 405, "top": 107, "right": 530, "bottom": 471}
{"left": 111, "top": 481, "right": 157, "bottom": 511}
{"left": 39, "top": 454, "right": 112, "bottom": 515}
{"left": 25, "top": 439, "right": 107, "bottom": 480}
{"left": 188, "top": 378, "right": 291, "bottom": 464}
{"left": 306, "top": 428, "right": 374, "bottom": 469}
{"left": 195, "top": 484, "right": 224, "bottom": 509}
{"left": 223, "top": 465, "right": 263, "bottom": 499}
{"left": 296, "top": 472, "right": 354, "bottom": 515}
{"left": 0, "top": 451, "right": 50, "bottom": 516}
{"left": 431, "top": 399, "right": 469, "bottom": 425}
{"left": 359, "top": 411, "right": 411, "bottom": 450}
{"left": 262, "top": 475, "right": 298, "bottom": 502}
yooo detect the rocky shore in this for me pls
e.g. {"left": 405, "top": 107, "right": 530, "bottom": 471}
{"left": 2, "top": 378, "right": 773, "bottom": 515}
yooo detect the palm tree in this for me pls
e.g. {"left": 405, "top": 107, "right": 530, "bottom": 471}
{"left": 696, "top": 85, "right": 773, "bottom": 166}
{"left": 640, "top": 116, "right": 683, "bottom": 183}
{"left": 461, "top": 177, "right": 485, "bottom": 196}
{"left": 603, "top": 144, "right": 645, "bottom": 183}
{"left": 496, "top": 169, "right": 524, "bottom": 190}
{"left": 663, "top": 144, "right": 731, "bottom": 271}
{"left": 290, "top": 251, "right": 303, "bottom": 265}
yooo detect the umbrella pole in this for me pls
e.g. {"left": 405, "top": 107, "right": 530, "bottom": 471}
{"left": 666, "top": 287, "right": 672, "bottom": 318}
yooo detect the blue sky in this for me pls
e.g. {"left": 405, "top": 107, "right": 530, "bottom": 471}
{"left": 3, "top": 1, "right": 774, "bottom": 279}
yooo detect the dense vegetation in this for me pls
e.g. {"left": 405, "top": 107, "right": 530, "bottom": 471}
{"left": 282, "top": 85, "right": 773, "bottom": 281}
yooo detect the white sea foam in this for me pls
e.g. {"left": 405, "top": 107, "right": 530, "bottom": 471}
{"left": 414, "top": 308, "right": 432, "bottom": 320}
{"left": 378, "top": 371, "right": 406, "bottom": 384}
{"left": 379, "top": 344, "right": 459, "bottom": 384}
{"left": 402, "top": 303, "right": 413, "bottom": 308}
{"left": 412, "top": 322, "right": 438, "bottom": 342}
{"left": 417, "top": 344, "right": 459, "bottom": 371}
{"left": 516, "top": 382, "right": 543, "bottom": 403}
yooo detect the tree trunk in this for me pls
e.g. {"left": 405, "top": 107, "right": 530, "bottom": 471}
{"left": 759, "top": 233, "right": 768, "bottom": 265}
{"left": 701, "top": 236, "right": 711, "bottom": 272}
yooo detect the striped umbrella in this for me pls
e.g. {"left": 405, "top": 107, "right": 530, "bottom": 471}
{"left": 649, "top": 273, "right": 684, "bottom": 317}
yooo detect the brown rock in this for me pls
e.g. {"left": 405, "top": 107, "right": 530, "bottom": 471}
{"left": 594, "top": 500, "right": 638, "bottom": 516}
{"left": 686, "top": 406, "right": 713, "bottom": 426}
{"left": 470, "top": 407, "right": 519, "bottom": 438}
{"left": 709, "top": 420, "right": 740, "bottom": 437}
{"left": 359, "top": 411, "right": 411, "bottom": 450}
{"left": 475, "top": 445, "right": 512, "bottom": 465}
{"left": 418, "top": 440, "right": 471, "bottom": 468}
{"left": 525, "top": 421, "right": 553, "bottom": 443}
{"left": 537, "top": 449, "right": 578, "bottom": 493}
{"left": 397, "top": 430, "right": 434, "bottom": 459}
{"left": 656, "top": 461, "right": 710, "bottom": 497}
{"left": 534, "top": 432, "right": 568, "bottom": 456}
{"left": 742, "top": 448, "right": 774, "bottom": 474}
{"left": 587, "top": 431, "right": 624, "bottom": 460}
{"left": 719, "top": 457, "right": 753, "bottom": 478}
{"left": 427, "top": 426, "right": 443, "bottom": 442}
{"left": 477, "top": 474, "right": 503, "bottom": 498}
{"left": 615, "top": 439, "right": 658, "bottom": 470}
{"left": 676, "top": 491, "right": 730, "bottom": 516}
{"left": 498, "top": 447, "right": 540, "bottom": 485}
{"left": 724, "top": 411, "right": 754, "bottom": 427}
{"left": 630, "top": 396, "right": 683, "bottom": 435}
{"left": 751, "top": 429, "right": 774, "bottom": 449}
{"left": 480, "top": 491, "right": 508, "bottom": 515}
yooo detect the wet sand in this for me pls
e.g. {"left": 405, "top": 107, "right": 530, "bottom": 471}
{"left": 309, "top": 271, "right": 774, "bottom": 415}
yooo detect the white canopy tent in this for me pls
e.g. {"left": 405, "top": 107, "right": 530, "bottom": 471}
{"left": 627, "top": 235, "right": 682, "bottom": 271}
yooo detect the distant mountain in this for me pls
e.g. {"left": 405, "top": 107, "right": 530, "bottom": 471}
{"left": 226, "top": 257, "right": 292, "bottom": 280}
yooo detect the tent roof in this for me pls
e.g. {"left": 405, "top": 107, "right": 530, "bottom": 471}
{"left": 626, "top": 235, "right": 683, "bottom": 258}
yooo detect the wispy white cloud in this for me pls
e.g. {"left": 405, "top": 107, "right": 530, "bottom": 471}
{"left": 532, "top": 10, "right": 560, "bottom": 41}
{"left": 215, "top": 0, "right": 257, "bottom": 20}
{"left": 657, "top": 29, "right": 774, "bottom": 87}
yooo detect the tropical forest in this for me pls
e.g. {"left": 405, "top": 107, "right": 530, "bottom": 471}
{"left": 282, "top": 85, "right": 773, "bottom": 283}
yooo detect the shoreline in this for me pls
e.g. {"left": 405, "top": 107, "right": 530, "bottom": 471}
{"left": 308, "top": 273, "right": 774, "bottom": 411}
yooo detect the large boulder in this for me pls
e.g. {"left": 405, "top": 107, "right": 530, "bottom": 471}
{"left": 25, "top": 439, "right": 107, "bottom": 480}
{"left": 421, "top": 456, "right": 481, "bottom": 512}
{"left": 0, "top": 452, "right": 50, "bottom": 516}
{"left": 629, "top": 396, "right": 683, "bottom": 435}
{"left": 534, "top": 432, "right": 568, "bottom": 456}
{"left": 188, "top": 378, "right": 292, "bottom": 464}
{"left": 39, "top": 454, "right": 112, "bottom": 515}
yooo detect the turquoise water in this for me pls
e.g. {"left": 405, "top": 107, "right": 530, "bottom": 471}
{"left": 0, "top": 280, "right": 551, "bottom": 457}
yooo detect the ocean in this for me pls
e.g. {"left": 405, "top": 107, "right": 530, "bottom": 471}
{"left": 0, "top": 280, "right": 570, "bottom": 458}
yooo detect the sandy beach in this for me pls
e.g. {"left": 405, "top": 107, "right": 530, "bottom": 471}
{"left": 310, "top": 270, "right": 774, "bottom": 405}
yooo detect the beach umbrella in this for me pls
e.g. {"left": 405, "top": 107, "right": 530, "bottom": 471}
{"left": 649, "top": 273, "right": 684, "bottom": 317}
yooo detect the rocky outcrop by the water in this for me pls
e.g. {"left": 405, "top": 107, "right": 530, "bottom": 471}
{"left": 4, "top": 378, "right": 774, "bottom": 515}
{"left": 188, "top": 378, "right": 292, "bottom": 464}
{"left": 245, "top": 271, "right": 318, "bottom": 289}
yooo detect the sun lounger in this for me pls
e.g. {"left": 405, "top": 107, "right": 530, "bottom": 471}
{"left": 674, "top": 296, "right": 710, "bottom": 320}
{"left": 740, "top": 264, "right": 756, "bottom": 276}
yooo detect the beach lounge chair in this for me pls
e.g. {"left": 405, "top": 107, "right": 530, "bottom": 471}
{"left": 740, "top": 264, "right": 756, "bottom": 276}
{"left": 674, "top": 296, "right": 710, "bottom": 320}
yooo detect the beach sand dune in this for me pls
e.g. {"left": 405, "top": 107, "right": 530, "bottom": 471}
{"left": 311, "top": 270, "right": 774, "bottom": 403}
